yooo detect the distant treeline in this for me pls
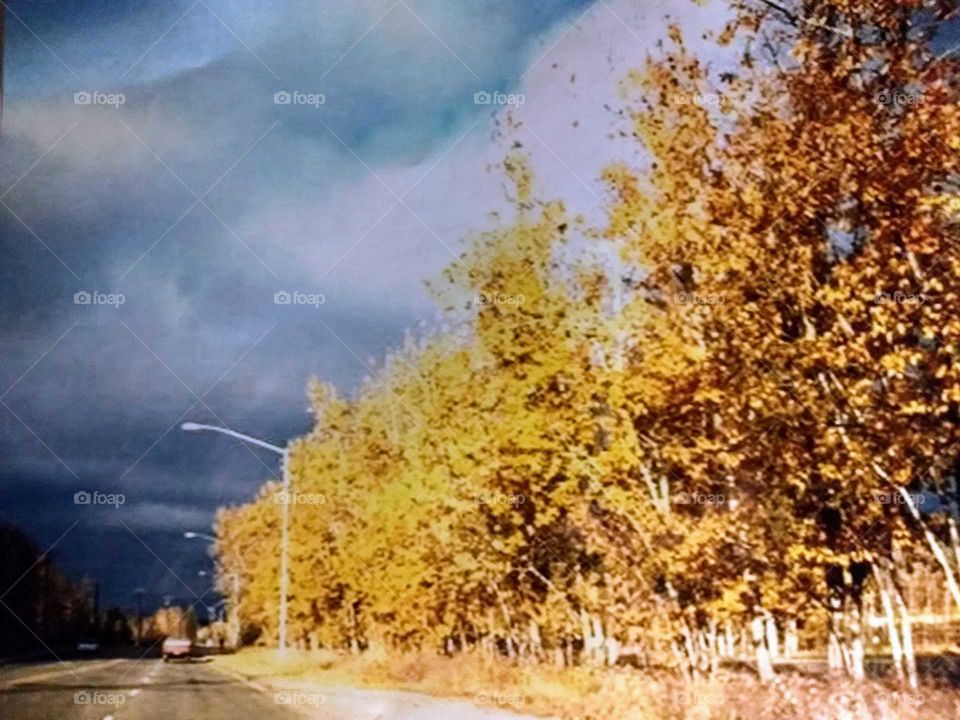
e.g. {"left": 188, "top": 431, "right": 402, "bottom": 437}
{"left": 0, "top": 523, "right": 93, "bottom": 655}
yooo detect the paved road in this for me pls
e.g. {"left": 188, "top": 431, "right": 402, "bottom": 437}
{"left": 0, "top": 656, "right": 546, "bottom": 720}
{"left": 0, "top": 657, "right": 304, "bottom": 720}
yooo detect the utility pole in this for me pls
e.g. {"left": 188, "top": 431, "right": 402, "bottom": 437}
{"left": 134, "top": 589, "right": 145, "bottom": 646}
{"left": 230, "top": 572, "right": 241, "bottom": 647}
{"left": 278, "top": 448, "right": 290, "bottom": 652}
{"left": 1, "top": 3, "right": 6, "bottom": 134}
{"left": 184, "top": 531, "right": 246, "bottom": 649}
{"left": 93, "top": 580, "right": 100, "bottom": 637}
{"left": 180, "top": 422, "right": 291, "bottom": 652}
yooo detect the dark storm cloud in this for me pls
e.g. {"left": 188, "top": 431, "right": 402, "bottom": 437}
{"left": 0, "top": 0, "right": 595, "bottom": 607}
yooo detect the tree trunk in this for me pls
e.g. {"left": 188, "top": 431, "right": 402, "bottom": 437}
{"left": 946, "top": 475, "right": 960, "bottom": 605}
{"left": 890, "top": 576, "right": 918, "bottom": 689}
{"left": 784, "top": 619, "right": 798, "bottom": 659}
{"left": 680, "top": 620, "right": 698, "bottom": 678}
{"left": 895, "top": 484, "right": 960, "bottom": 608}
{"left": 591, "top": 614, "right": 605, "bottom": 666}
{"left": 528, "top": 620, "right": 543, "bottom": 662}
{"left": 723, "top": 621, "right": 734, "bottom": 658}
{"left": 706, "top": 620, "right": 719, "bottom": 675}
{"left": 874, "top": 566, "right": 905, "bottom": 684}
{"left": 827, "top": 605, "right": 844, "bottom": 674}
{"left": 606, "top": 637, "right": 620, "bottom": 667}
{"left": 828, "top": 631, "right": 845, "bottom": 673}
{"left": 848, "top": 605, "right": 865, "bottom": 681}
{"left": 672, "top": 639, "right": 694, "bottom": 683}
{"left": 765, "top": 616, "right": 779, "bottom": 661}
{"left": 751, "top": 614, "right": 775, "bottom": 682}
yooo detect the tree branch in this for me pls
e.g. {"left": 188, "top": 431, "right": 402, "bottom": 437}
{"left": 753, "top": 0, "right": 854, "bottom": 39}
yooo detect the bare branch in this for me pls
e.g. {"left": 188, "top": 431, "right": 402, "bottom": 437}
{"left": 753, "top": 0, "right": 854, "bottom": 39}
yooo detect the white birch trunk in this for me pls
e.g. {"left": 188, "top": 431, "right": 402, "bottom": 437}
{"left": 874, "top": 566, "right": 905, "bottom": 683}
{"left": 891, "top": 579, "right": 918, "bottom": 689}
{"left": 894, "top": 482, "right": 960, "bottom": 607}
{"left": 765, "top": 616, "right": 780, "bottom": 660}
{"left": 848, "top": 606, "right": 865, "bottom": 681}
{"left": 784, "top": 619, "right": 798, "bottom": 658}
{"left": 751, "top": 614, "right": 775, "bottom": 682}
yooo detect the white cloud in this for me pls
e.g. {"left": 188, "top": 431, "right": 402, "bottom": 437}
{"left": 235, "top": 0, "right": 733, "bottom": 318}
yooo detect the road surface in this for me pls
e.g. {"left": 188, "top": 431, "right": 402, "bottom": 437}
{"left": 0, "top": 656, "right": 544, "bottom": 720}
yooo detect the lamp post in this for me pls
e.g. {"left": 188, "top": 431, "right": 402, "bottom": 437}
{"left": 133, "top": 588, "right": 145, "bottom": 646}
{"left": 184, "top": 531, "right": 245, "bottom": 649}
{"left": 181, "top": 422, "right": 291, "bottom": 651}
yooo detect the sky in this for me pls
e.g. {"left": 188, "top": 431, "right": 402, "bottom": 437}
{"left": 0, "top": 0, "right": 729, "bottom": 611}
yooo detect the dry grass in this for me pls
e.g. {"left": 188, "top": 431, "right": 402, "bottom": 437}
{"left": 215, "top": 649, "right": 960, "bottom": 719}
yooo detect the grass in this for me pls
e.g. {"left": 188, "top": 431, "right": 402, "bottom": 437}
{"left": 214, "top": 647, "right": 960, "bottom": 719}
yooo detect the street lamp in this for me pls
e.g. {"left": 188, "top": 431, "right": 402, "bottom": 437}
{"left": 180, "top": 422, "right": 292, "bottom": 652}
{"left": 184, "top": 531, "right": 244, "bottom": 649}
{"left": 184, "top": 531, "right": 216, "bottom": 542}
{"left": 133, "top": 588, "right": 145, "bottom": 646}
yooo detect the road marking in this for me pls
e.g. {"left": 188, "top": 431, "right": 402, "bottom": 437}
{"left": 102, "top": 715, "right": 114, "bottom": 720}
{"left": 211, "top": 664, "right": 272, "bottom": 695}
{"left": 208, "top": 664, "right": 327, "bottom": 719}
{"left": 130, "top": 688, "right": 141, "bottom": 696}
{"left": 4, "top": 659, "right": 124, "bottom": 687}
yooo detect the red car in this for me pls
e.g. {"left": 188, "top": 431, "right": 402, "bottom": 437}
{"left": 161, "top": 637, "right": 193, "bottom": 661}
